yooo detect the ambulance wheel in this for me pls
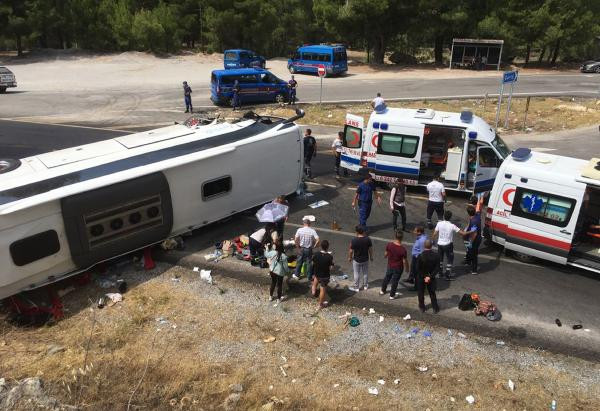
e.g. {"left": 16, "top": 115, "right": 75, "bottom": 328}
{"left": 289, "top": 66, "right": 296, "bottom": 74}
{"left": 511, "top": 250, "right": 537, "bottom": 264}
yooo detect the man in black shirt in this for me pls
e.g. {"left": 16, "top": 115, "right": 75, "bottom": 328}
{"left": 303, "top": 129, "right": 317, "bottom": 179}
{"left": 232, "top": 80, "right": 241, "bottom": 111}
{"left": 416, "top": 240, "right": 440, "bottom": 313}
{"left": 183, "top": 81, "right": 193, "bottom": 113}
{"left": 348, "top": 225, "right": 373, "bottom": 292}
{"left": 312, "top": 240, "right": 334, "bottom": 308}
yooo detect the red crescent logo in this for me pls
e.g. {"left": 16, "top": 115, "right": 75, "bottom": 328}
{"left": 503, "top": 188, "right": 516, "bottom": 206}
{"left": 371, "top": 133, "right": 378, "bottom": 148}
{"left": 349, "top": 130, "right": 360, "bottom": 146}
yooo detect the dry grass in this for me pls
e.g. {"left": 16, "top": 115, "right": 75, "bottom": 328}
{"left": 250, "top": 97, "right": 600, "bottom": 134}
{"left": 1, "top": 265, "right": 599, "bottom": 410}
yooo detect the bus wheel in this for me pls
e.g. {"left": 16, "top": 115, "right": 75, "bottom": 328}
{"left": 511, "top": 250, "right": 537, "bottom": 264}
{"left": 289, "top": 66, "right": 295, "bottom": 74}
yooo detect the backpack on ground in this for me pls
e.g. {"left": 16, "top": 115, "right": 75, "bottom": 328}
{"left": 475, "top": 300, "right": 496, "bottom": 316}
{"left": 458, "top": 293, "right": 476, "bottom": 311}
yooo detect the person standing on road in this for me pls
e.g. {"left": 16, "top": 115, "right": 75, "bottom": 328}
{"left": 416, "top": 239, "right": 440, "bottom": 313}
{"left": 232, "top": 80, "right": 241, "bottom": 111}
{"left": 380, "top": 230, "right": 409, "bottom": 299}
{"left": 433, "top": 210, "right": 471, "bottom": 280}
{"left": 348, "top": 225, "right": 373, "bottom": 292}
{"left": 407, "top": 226, "right": 427, "bottom": 287}
{"left": 288, "top": 75, "right": 298, "bottom": 105}
{"left": 371, "top": 92, "right": 386, "bottom": 113}
{"left": 303, "top": 129, "right": 317, "bottom": 179}
{"left": 311, "top": 240, "right": 334, "bottom": 308}
{"left": 426, "top": 173, "right": 445, "bottom": 229}
{"left": 183, "top": 81, "right": 193, "bottom": 113}
{"left": 390, "top": 180, "right": 407, "bottom": 232}
{"left": 464, "top": 205, "right": 482, "bottom": 275}
{"left": 332, "top": 131, "right": 344, "bottom": 177}
{"left": 293, "top": 216, "right": 319, "bottom": 281}
{"left": 265, "top": 240, "right": 290, "bottom": 302}
{"left": 352, "top": 174, "right": 382, "bottom": 228}
{"left": 272, "top": 195, "right": 289, "bottom": 239}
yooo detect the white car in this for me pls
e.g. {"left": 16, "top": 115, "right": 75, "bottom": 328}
{"left": 0, "top": 66, "right": 17, "bottom": 93}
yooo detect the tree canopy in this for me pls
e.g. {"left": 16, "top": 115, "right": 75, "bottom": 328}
{"left": 1, "top": 0, "right": 599, "bottom": 64}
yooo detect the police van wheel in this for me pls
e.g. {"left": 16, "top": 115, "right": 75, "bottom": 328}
{"left": 511, "top": 250, "right": 537, "bottom": 264}
{"left": 289, "top": 66, "right": 295, "bottom": 74}
{"left": 275, "top": 94, "right": 286, "bottom": 105}
{"left": 0, "top": 87, "right": 6, "bottom": 93}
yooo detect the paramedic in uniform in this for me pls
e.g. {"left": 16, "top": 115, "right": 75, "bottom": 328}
{"left": 352, "top": 174, "right": 382, "bottom": 228}
{"left": 426, "top": 173, "right": 446, "bottom": 229}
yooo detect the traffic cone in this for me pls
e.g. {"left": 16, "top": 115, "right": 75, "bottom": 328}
{"left": 143, "top": 247, "right": 156, "bottom": 270}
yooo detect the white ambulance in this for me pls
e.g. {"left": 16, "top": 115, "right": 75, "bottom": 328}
{"left": 485, "top": 148, "right": 600, "bottom": 274}
{"left": 341, "top": 108, "right": 511, "bottom": 193}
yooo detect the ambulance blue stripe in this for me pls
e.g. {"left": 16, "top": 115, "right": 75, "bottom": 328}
{"left": 341, "top": 154, "right": 360, "bottom": 165}
{"left": 374, "top": 163, "right": 419, "bottom": 175}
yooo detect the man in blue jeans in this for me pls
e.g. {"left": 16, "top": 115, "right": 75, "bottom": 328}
{"left": 293, "top": 216, "right": 319, "bottom": 281}
{"left": 352, "top": 174, "right": 382, "bottom": 228}
{"left": 406, "top": 226, "right": 427, "bottom": 289}
{"left": 380, "top": 231, "right": 409, "bottom": 299}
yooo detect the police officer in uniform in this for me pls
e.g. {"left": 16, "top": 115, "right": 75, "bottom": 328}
{"left": 232, "top": 80, "right": 241, "bottom": 111}
{"left": 288, "top": 75, "right": 297, "bottom": 105}
{"left": 183, "top": 81, "right": 193, "bottom": 113}
{"left": 352, "top": 174, "right": 382, "bottom": 228}
{"left": 303, "top": 129, "right": 317, "bottom": 179}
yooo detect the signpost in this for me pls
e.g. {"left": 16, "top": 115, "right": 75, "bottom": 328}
{"left": 495, "top": 70, "right": 518, "bottom": 130}
{"left": 317, "top": 64, "right": 326, "bottom": 105}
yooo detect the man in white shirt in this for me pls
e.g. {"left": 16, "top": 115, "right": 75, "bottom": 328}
{"left": 389, "top": 181, "right": 406, "bottom": 231}
{"left": 293, "top": 216, "right": 320, "bottom": 281}
{"left": 331, "top": 131, "right": 345, "bottom": 177}
{"left": 426, "top": 173, "right": 445, "bottom": 229}
{"left": 371, "top": 92, "right": 386, "bottom": 113}
{"left": 433, "top": 210, "right": 471, "bottom": 280}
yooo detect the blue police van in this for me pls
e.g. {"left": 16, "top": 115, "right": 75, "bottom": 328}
{"left": 224, "top": 49, "right": 266, "bottom": 69}
{"left": 287, "top": 44, "right": 347, "bottom": 76}
{"left": 210, "top": 68, "right": 289, "bottom": 106}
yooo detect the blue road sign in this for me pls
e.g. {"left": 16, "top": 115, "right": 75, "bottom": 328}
{"left": 503, "top": 71, "right": 518, "bottom": 84}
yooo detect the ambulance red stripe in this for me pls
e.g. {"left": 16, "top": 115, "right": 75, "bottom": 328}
{"left": 490, "top": 221, "right": 571, "bottom": 251}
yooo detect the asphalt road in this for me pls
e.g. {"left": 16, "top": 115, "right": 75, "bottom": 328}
{"left": 1, "top": 73, "right": 599, "bottom": 128}
{"left": 1, "top": 120, "right": 599, "bottom": 360}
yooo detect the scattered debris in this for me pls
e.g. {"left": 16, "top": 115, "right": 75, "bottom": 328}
{"left": 200, "top": 269, "right": 213, "bottom": 284}
{"left": 417, "top": 366, "right": 428, "bottom": 372}
{"left": 333, "top": 383, "right": 340, "bottom": 388}
{"left": 466, "top": 395, "right": 475, "bottom": 404}
{"left": 369, "top": 308, "right": 376, "bottom": 314}
{"left": 584, "top": 329, "right": 591, "bottom": 332}
{"left": 105, "top": 293, "right": 122, "bottom": 307}
{"left": 348, "top": 316, "right": 360, "bottom": 327}
{"left": 377, "top": 379, "right": 385, "bottom": 385}
{"left": 46, "top": 345, "right": 65, "bottom": 356}
{"left": 229, "top": 384, "right": 243, "bottom": 393}
{"left": 394, "top": 379, "right": 400, "bottom": 385}
{"left": 379, "top": 315, "right": 384, "bottom": 323}
{"left": 223, "top": 393, "right": 241, "bottom": 411}
{"left": 263, "top": 336, "right": 276, "bottom": 343}
{"left": 411, "top": 328, "right": 420, "bottom": 334}
{"left": 317, "top": 357, "right": 322, "bottom": 362}
{"left": 308, "top": 200, "right": 329, "bottom": 209}
{"left": 450, "top": 397, "right": 456, "bottom": 402}
{"left": 279, "top": 366, "right": 287, "bottom": 377}
{"left": 403, "top": 314, "right": 411, "bottom": 320}
{"left": 457, "top": 332, "right": 467, "bottom": 339}
{"left": 508, "top": 379, "right": 515, "bottom": 391}
{"left": 555, "top": 318, "right": 562, "bottom": 327}
{"left": 310, "top": 320, "right": 316, "bottom": 326}
{"left": 423, "top": 331, "right": 432, "bottom": 338}
{"left": 368, "top": 387, "right": 379, "bottom": 395}
{"left": 572, "top": 324, "right": 583, "bottom": 330}
{"left": 405, "top": 333, "right": 413, "bottom": 339}
{"left": 447, "top": 329, "right": 453, "bottom": 336}
{"left": 193, "top": 267, "right": 199, "bottom": 272}
{"left": 432, "top": 373, "right": 438, "bottom": 380}
{"left": 496, "top": 341, "right": 506, "bottom": 346}
{"left": 291, "top": 379, "right": 296, "bottom": 384}
{"left": 171, "top": 277, "right": 181, "bottom": 283}
{"left": 281, "top": 356, "right": 287, "bottom": 363}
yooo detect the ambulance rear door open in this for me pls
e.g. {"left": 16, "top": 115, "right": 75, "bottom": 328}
{"left": 505, "top": 181, "right": 583, "bottom": 265}
{"left": 341, "top": 114, "right": 364, "bottom": 172}
{"left": 372, "top": 122, "right": 425, "bottom": 184}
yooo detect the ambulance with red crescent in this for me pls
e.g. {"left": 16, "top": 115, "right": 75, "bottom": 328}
{"left": 485, "top": 148, "right": 600, "bottom": 273}
{"left": 341, "top": 108, "right": 510, "bottom": 193}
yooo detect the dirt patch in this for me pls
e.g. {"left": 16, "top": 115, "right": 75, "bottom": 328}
{"left": 1, "top": 263, "right": 599, "bottom": 410}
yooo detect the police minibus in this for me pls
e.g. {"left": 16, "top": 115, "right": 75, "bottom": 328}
{"left": 224, "top": 49, "right": 266, "bottom": 69}
{"left": 288, "top": 44, "right": 347, "bottom": 76}
{"left": 210, "top": 68, "right": 289, "bottom": 106}
{"left": 341, "top": 108, "right": 511, "bottom": 193}
{"left": 485, "top": 149, "right": 600, "bottom": 274}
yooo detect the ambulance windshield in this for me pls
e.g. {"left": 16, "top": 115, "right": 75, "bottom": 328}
{"left": 492, "top": 134, "right": 511, "bottom": 158}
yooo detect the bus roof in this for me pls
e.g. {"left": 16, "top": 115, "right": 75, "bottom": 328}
{"left": 211, "top": 68, "right": 268, "bottom": 76}
{"left": 297, "top": 44, "right": 345, "bottom": 52}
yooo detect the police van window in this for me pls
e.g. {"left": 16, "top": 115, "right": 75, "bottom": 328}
{"left": 478, "top": 147, "right": 499, "bottom": 168}
{"left": 224, "top": 51, "right": 237, "bottom": 60}
{"left": 202, "top": 176, "right": 232, "bottom": 200}
{"left": 511, "top": 188, "right": 575, "bottom": 227}
{"left": 237, "top": 74, "right": 258, "bottom": 83}
{"left": 239, "top": 51, "right": 249, "bottom": 59}
{"left": 343, "top": 125, "right": 362, "bottom": 149}
{"left": 303, "top": 52, "right": 315, "bottom": 61}
{"left": 378, "top": 133, "right": 419, "bottom": 157}
{"left": 261, "top": 73, "right": 276, "bottom": 83}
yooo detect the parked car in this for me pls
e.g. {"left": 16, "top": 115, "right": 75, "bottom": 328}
{"left": 0, "top": 66, "right": 17, "bottom": 93}
{"left": 288, "top": 44, "right": 347, "bottom": 76}
{"left": 210, "top": 68, "right": 289, "bottom": 106}
{"left": 224, "top": 49, "right": 266, "bottom": 69}
{"left": 580, "top": 58, "right": 600, "bottom": 73}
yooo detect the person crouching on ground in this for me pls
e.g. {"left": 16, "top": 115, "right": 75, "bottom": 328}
{"left": 249, "top": 223, "right": 275, "bottom": 258}
{"left": 348, "top": 225, "right": 373, "bottom": 292}
{"left": 380, "top": 230, "right": 409, "bottom": 299}
{"left": 416, "top": 240, "right": 440, "bottom": 313}
{"left": 265, "top": 239, "right": 289, "bottom": 302}
{"left": 312, "top": 240, "right": 334, "bottom": 308}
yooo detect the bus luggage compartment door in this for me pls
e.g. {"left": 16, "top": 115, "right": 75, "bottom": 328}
{"left": 61, "top": 172, "right": 173, "bottom": 268}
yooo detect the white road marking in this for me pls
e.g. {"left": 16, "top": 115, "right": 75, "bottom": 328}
{"left": 304, "top": 181, "right": 338, "bottom": 188}
{"left": 284, "top": 221, "right": 536, "bottom": 267}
